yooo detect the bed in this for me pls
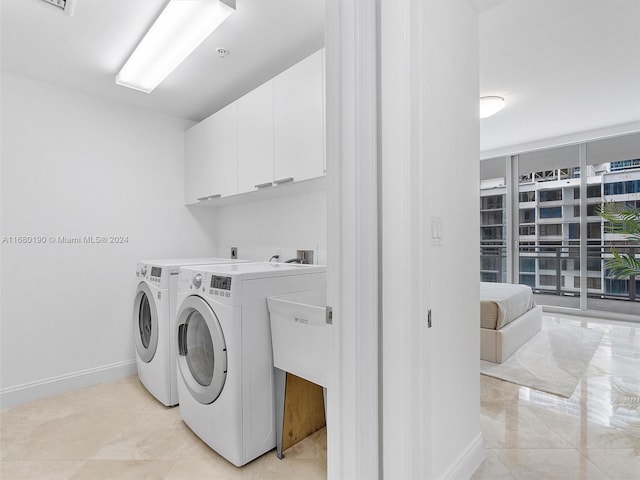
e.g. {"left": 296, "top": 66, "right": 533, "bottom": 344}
{"left": 480, "top": 282, "right": 543, "bottom": 363}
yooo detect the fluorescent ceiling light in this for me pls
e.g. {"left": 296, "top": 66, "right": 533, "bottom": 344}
{"left": 116, "top": 0, "right": 236, "bottom": 93}
{"left": 480, "top": 96, "right": 505, "bottom": 119}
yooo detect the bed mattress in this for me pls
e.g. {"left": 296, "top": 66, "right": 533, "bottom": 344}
{"left": 480, "top": 282, "right": 535, "bottom": 330}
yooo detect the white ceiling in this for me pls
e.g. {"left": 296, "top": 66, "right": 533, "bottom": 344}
{"left": 479, "top": 0, "right": 640, "bottom": 153}
{"left": 2, "top": 0, "right": 638, "bottom": 153}
{"left": 1, "top": 0, "right": 324, "bottom": 122}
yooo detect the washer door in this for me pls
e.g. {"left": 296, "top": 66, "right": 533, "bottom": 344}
{"left": 133, "top": 282, "right": 159, "bottom": 363}
{"left": 176, "top": 296, "right": 227, "bottom": 405}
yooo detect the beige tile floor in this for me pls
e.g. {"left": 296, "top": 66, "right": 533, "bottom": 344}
{"left": 0, "top": 376, "right": 326, "bottom": 480}
{"left": 1, "top": 314, "right": 638, "bottom": 480}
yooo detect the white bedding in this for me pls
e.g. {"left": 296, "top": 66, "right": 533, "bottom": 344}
{"left": 480, "top": 282, "right": 535, "bottom": 330}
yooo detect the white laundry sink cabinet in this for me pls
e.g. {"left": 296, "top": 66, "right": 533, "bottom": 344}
{"left": 267, "top": 289, "right": 330, "bottom": 460}
{"left": 267, "top": 289, "right": 330, "bottom": 388}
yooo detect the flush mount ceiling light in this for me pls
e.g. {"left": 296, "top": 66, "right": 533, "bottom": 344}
{"left": 116, "top": 0, "right": 236, "bottom": 93}
{"left": 480, "top": 96, "right": 505, "bottom": 119}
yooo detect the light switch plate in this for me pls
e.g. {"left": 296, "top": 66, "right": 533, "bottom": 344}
{"left": 431, "top": 217, "right": 443, "bottom": 246}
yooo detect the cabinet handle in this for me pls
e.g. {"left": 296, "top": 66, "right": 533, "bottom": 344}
{"left": 197, "top": 196, "right": 209, "bottom": 201}
{"left": 207, "top": 194, "right": 221, "bottom": 199}
{"left": 255, "top": 182, "right": 273, "bottom": 189}
{"left": 274, "top": 177, "right": 294, "bottom": 185}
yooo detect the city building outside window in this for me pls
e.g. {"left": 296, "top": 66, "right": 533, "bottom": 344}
{"left": 479, "top": 133, "right": 639, "bottom": 316}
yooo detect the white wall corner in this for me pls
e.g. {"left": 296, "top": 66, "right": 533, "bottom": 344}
{"left": 0, "top": 360, "right": 136, "bottom": 409}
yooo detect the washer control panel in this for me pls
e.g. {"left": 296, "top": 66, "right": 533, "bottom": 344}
{"left": 136, "top": 263, "right": 165, "bottom": 287}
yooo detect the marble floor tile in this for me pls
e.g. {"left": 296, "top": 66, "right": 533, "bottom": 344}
{"left": 470, "top": 450, "right": 515, "bottom": 480}
{"left": 261, "top": 455, "right": 327, "bottom": 480}
{"left": 481, "top": 403, "right": 571, "bottom": 449}
{"left": 0, "top": 415, "right": 42, "bottom": 461}
{"left": 175, "top": 427, "right": 245, "bottom": 463}
{"left": 72, "top": 376, "right": 164, "bottom": 414}
{"left": 589, "top": 351, "right": 640, "bottom": 378}
{"left": 68, "top": 460, "right": 175, "bottom": 480}
{"left": 164, "top": 445, "right": 266, "bottom": 480}
{"left": 527, "top": 404, "right": 640, "bottom": 451}
{"left": 2, "top": 408, "right": 141, "bottom": 461}
{"left": 493, "top": 448, "right": 610, "bottom": 480}
{"left": 481, "top": 375, "right": 527, "bottom": 405}
{"left": 89, "top": 410, "right": 193, "bottom": 461}
{"left": 2, "top": 392, "right": 94, "bottom": 424}
{"left": 0, "top": 460, "right": 85, "bottom": 480}
{"left": 582, "top": 449, "right": 640, "bottom": 479}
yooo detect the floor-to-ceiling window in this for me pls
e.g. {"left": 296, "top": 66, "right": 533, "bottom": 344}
{"left": 480, "top": 156, "right": 507, "bottom": 283}
{"left": 480, "top": 131, "right": 640, "bottom": 319}
{"left": 517, "top": 145, "right": 581, "bottom": 308}
{"left": 585, "top": 134, "right": 640, "bottom": 315}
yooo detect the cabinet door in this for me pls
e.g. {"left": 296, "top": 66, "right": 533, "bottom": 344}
{"left": 184, "top": 117, "right": 214, "bottom": 205}
{"left": 274, "top": 49, "right": 325, "bottom": 184}
{"left": 209, "top": 103, "right": 238, "bottom": 197}
{"left": 237, "top": 80, "right": 274, "bottom": 193}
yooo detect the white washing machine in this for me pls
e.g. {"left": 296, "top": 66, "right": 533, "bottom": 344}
{"left": 133, "top": 258, "right": 250, "bottom": 407}
{"left": 175, "top": 262, "right": 326, "bottom": 466}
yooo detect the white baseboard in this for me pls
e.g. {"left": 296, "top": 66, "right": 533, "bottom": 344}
{"left": 0, "top": 359, "right": 137, "bottom": 410}
{"left": 438, "top": 433, "right": 485, "bottom": 480}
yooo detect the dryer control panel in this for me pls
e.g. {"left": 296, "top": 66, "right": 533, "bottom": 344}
{"left": 211, "top": 275, "right": 232, "bottom": 290}
{"left": 177, "top": 268, "right": 239, "bottom": 306}
{"left": 210, "top": 275, "right": 232, "bottom": 299}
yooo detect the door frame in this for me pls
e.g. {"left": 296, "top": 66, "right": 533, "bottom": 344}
{"left": 325, "top": 1, "right": 380, "bottom": 478}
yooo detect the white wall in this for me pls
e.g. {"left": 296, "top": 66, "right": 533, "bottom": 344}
{"left": 214, "top": 189, "right": 326, "bottom": 264}
{"left": 381, "top": 0, "right": 482, "bottom": 478}
{"left": 0, "top": 73, "right": 219, "bottom": 406}
{"left": 423, "top": 1, "right": 482, "bottom": 478}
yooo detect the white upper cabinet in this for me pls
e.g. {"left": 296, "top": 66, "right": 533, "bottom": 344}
{"left": 273, "top": 49, "right": 325, "bottom": 184}
{"left": 184, "top": 104, "right": 237, "bottom": 205}
{"left": 237, "top": 80, "right": 274, "bottom": 194}
{"left": 184, "top": 49, "right": 325, "bottom": 205}
{"left": 185, "top": 116, "right": 214, "bottom": 204}
{"left": 209, "top": 103, "right": 238, "bottom": 198}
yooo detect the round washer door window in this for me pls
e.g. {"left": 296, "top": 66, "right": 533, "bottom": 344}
{"left": 139, "top": 295, "right": 152, "bottom": 348}
{"left": 185, "top": 311, "right": 215, "bottom": 386}
{"left": 133, "top": 282, "right": 159, "bottom": 363}
{"left": 176, "top": 296, "right": 227, "bottom": 405}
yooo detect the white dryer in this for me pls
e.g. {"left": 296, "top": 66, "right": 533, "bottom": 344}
{"left": 175, "top": 262, "right": 326, "bottom": 466}
{"left": 133, "top": 258, "right": 250, "bottom": 406}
